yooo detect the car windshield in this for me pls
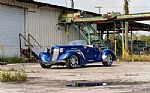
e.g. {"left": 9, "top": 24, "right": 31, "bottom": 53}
{"left": 68, "top": 40, "right": 87, "bottom": 46}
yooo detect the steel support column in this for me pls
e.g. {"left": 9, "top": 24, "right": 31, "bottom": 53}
{"left": 131, "top": 30, "right": 133, "bottom": 61}
{"left": 125, "top": 21, "right": 129, "bottom": 54}
{"left": 101, "top": 31, "right": 103, "bottom": 40}
{"left": 107, "top": 31, "right": 109, "bottom": 41}
{"left": 121, "top": 21, "right": 125, "bottom": 58}
{"left": 113, "top": 23, "right": 117, "bottom": 55}
{"left": 65, "top": 24, "right": 70, "bottom": 42}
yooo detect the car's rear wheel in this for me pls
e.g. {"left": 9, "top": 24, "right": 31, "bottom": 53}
{"left": 40, "top": 63, "right": 52, "bottom": 68}
{"left": 66, "top": 55, "right": 79, "bottom": 69}
{"left": 102, "top": 54, "right": 113, "bottom": 67}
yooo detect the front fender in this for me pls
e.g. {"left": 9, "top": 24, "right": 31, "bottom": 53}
{"left": 58, "top": 50, "right": 85, "bottom": 61}
{"left": 101, "top": 49, "right": 116, "bottom": 61}
{"left": 39, "top": 52, "right": 51, "bottom": 63}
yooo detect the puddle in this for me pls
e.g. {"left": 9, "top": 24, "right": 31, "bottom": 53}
{"left": 66, "top": 80, "right": 143, "bottom": 87}
{"left": 66, "top": 82, "right": 109, "bottom": 87}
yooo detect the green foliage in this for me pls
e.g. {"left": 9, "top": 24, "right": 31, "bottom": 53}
{"left": 106, "top": 34, "right": 122, "bottom": 57}
{"left": 105, "top": 32, "right": 150, "bottom": 58}
{"left": 123, "top": 55, "right": 150, "bottom": 62}
{"left": 0, "top": 70, "right": 27, "bottom": 82}
{"left": 131, "top": 33, "right": 150, "bottom": 44}
{"left": 116, "top": 39, "right": 122, "bottom": 57}
{"left": 0, "top": 57, "right": 26, "bottom": 64}
{"left": 138, "top": 35, "right": 150, "bottom": 44}
{"left": 132, "top": 33, "right": 139, "bottom": 40}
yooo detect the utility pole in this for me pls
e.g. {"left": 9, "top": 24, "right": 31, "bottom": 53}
{"left": 64, "top": 0, "right": 67, "bottom": 7}
{"left": 124, "top": 0, "right": 129, "bottom": 55}
{"left": 95, "top": 6, "right": 103, "bottom": 14}
{"left": 70, "top": 0, "right": 74, "bottom": 9}
{"left": 124, "top": 0, "right": 129, "bottom": 15}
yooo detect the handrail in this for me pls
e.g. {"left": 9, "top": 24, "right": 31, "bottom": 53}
{"left": 19, "top": 33, "right": 34, "bottom": 48}
{"left": 87, "top": 23, "right": 108, "bottom": 49}
{"left": 28, "top": 34, "right": 42, "bottom": 48}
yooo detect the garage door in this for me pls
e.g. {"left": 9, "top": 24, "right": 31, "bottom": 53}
{"left": 0, "top": 5, "right": 25, "bottom": 57}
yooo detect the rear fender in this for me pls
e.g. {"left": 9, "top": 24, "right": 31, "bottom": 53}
{"left": 101, "top": 49, "right": 116, "bottom": 61}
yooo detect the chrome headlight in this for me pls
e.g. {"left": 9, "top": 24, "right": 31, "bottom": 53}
{"left": 60, "top": 48, "right": 64, "bottom": 52}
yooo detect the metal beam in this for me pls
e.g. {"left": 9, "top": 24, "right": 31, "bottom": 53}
{"left": 72, "top": 12, "right": 150, "bottom": 23}
{"left": 116, "top": 13, "right": 150, "bottom": 21}
{"left": 74, "top": 16, "right": 108, "bottom": 23}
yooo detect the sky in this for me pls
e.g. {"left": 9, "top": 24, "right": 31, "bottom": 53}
{"left": 37, "top": 0, "right": 150, "bottom": 14}
{"left": 37, "top": 0, "right": 150, "bottom": 35}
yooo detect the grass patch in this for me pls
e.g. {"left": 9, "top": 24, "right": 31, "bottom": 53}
{"left": 0, "top": 57, "right": 26, "bottom": 64}
{"left": 122, "top": 55, "right": 150, "bottom": 62}
{"left": 0, "top": 70, "right": 27, "bottom": 82}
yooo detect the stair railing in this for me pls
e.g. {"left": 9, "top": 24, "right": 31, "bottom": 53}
{"left": 28, "top": 34, "right": 42, "bottom": 48}
{"left": 86, "top": 23, "right": 109, "bottom": 49}
{"left": 75, "top": 23, "right": 108, "bottom": 49}
{"left": 19, "top": 33, "right": 34, "bottom": 57}
{"left": 75, "top": 23, "right": 93, "bottom": 44}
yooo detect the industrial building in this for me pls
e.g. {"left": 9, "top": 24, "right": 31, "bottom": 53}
{"left": 0, "top": 0, "right": 150, "bottom": 61}
{"left": 0, "top": 0, "right": 98, "bottom": 57}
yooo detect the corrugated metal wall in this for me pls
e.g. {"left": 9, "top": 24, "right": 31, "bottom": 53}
{"left": 0, "top": 0, "right": 86, "bottom": 56}
{"left": 27, "top": 6, "right": 69, "bottom": 47}
{"left": 0, "top": 4, "right": 24, "bottom": 57}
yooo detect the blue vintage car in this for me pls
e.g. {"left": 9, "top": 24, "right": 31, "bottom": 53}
{"left": 39, "top": 40, "right": 116, "bottom": 69}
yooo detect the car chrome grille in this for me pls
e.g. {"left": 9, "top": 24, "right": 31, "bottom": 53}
{"left": 52, "top": 48, "right": 59, "bottom": 61}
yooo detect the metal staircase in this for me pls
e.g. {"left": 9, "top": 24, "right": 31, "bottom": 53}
{"left": 19, "top": 33, "right": 42, "bottom": 62}
{"left": 75, "top": 23, "right": 108, "bottom": 49}
{"left": 59, "top": 13, "right": 108, "bottom": 49}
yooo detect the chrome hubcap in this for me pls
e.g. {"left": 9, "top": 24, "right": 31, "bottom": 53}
{"left": 69, "top": 55, "right": 79, "bottom": 67}
{"left": 107, "top": 54, "right": 113, "bottom": 65}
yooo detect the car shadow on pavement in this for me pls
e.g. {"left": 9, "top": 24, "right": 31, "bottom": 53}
{"left": 80, "top": 64, "right": 118, "bottom": 68}
{"left": 50, "top": 64, "right": 118, "bottom": 69}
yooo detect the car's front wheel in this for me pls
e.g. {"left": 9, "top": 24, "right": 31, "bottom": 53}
{"left": 66, "top": 55, "right": 79, "bottom": 69}
{"left": 102, "top": 54, "right": 113, "bottom": 67}
{"left": 40, "top": 63, "right": 52, "bottom": 68}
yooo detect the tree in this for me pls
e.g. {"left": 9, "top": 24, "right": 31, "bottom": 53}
{"left": 139, "top": 35, "right": 150, "bottom": 44}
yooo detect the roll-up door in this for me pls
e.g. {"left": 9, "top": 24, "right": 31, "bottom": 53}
{"left": 0, "top": 5, "right": 24, "bottom": 56}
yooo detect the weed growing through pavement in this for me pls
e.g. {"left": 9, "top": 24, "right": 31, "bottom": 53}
{"left": 0, "top": 69, "right": 27, "bottom": 82}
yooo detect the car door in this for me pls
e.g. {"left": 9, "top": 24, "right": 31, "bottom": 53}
{"left": 82, "top": 47, "right": 100, "bottom": 62}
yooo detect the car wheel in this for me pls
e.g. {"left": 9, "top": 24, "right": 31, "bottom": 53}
{"left": 66, "top": 55, "right": 79, "bottom": 69}
{"left": 40, "top": 63, "right": 52, "bottom": 68}
{"left": 102, "top": 54, "right": 113, "bottom": 67}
